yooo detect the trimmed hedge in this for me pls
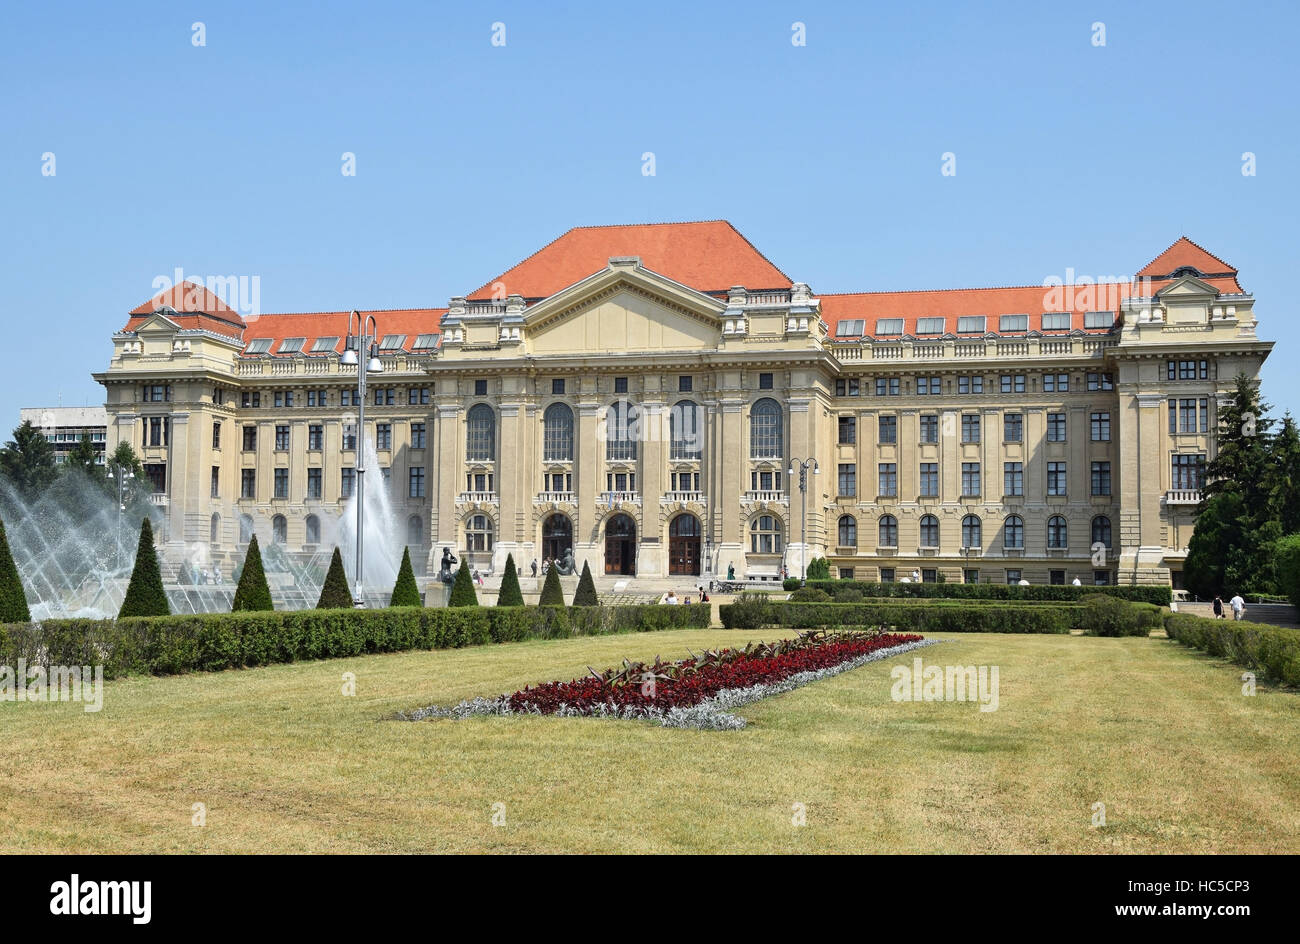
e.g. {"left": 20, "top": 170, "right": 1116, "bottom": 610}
{"left": 1164, "top": 613, "right": 1300, "bottom": 686}
{"left": 804, "top": 580, "right": 1171, "bottom": 606}
{"left": 1077, "top": 594, "right": 1161, "bottom": 637}
{"left": 0, "top": 603, "right": 712, "bottom": 680}
{"left": 719, "top": 599, "right": 1074, "bottom": 634}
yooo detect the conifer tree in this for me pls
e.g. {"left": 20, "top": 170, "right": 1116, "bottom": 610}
{"left": 497, "top": 552, "right": 524, "bottom": 606}
{"left": 448, "top": 559, "right": 478, "bottom": 606}
{"left": 538, "top": 564, "right": 565, "bottom": 607}
{"left": 390, "top": 547, "right": 422, "bottom": 607}
{"left": 317, "top": 547, "right": 353, "bottom": 609}
{"left": 0, "top": 516, "right": 31, "bottom": 622}
{"left": 119, "top": 518, "right": 170, "bottom": 618}
{"left": 232, "top": 535, "right": 273, "bottom": 611}
{"left": 572, "top": 560, "right": 598, "bottom": 606}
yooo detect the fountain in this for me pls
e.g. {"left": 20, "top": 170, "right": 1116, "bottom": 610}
{"left": 3, "top": 441, "right": 414, "bottom": 618}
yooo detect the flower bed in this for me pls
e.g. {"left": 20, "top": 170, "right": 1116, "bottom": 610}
{"left": 401, "top": 630, "right": 937, "bottom": 730}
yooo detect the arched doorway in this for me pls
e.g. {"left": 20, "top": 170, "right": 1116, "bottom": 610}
{"left": 668, "top": 514, "right": 701, "bottom": 576}
{"left": 604, "top": 514, "right": 636, "bottom": 576}
{"left": 542, "top": 513, "right": 572, "bottom": 563}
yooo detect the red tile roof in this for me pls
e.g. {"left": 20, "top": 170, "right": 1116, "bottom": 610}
{"left": 130, "top": 281, "right": 243, "bottom": 317}
{"left": 237, "top": 309, "right": 445, "bottom": 356}
{"left": 467, "top": 220, "right": 792, "bottom": 300}
{"left": 1138, "top": 237, "right": 1238, "bottom": 280}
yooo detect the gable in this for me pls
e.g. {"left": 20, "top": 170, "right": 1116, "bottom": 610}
{"left": 527, "top": 285, "right": 721, "bottom": 355}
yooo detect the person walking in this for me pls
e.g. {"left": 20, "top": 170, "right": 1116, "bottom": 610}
{"left": 530, "top": 558, "right": 538, "bottom": 577}
{"left": 1212, "top": 595, "right": 1224, "bottom": 619}
{"left": 1229, "top": 593, "right": 1246, "bottom": 621}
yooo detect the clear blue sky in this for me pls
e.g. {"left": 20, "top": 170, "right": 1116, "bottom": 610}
{"left": 3, "top": 0, "right": 1297, "bottom": 415}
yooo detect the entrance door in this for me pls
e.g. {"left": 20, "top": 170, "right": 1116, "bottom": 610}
{"left": 604, "top": 514, "right": 636, "bottom": 575}
{"left": 668, "top": 514, "right": 701, "bottom": 576}
{"left": 542, "top": 513, "right": 572, "bottom": 562}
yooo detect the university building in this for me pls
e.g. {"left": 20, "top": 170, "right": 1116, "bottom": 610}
{"left": 94, "top": 222, "right": 1271, "bottom": 589}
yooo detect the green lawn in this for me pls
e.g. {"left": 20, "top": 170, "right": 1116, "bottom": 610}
{"left": 2, "top": 630, "right": 1297, "bottom": 853}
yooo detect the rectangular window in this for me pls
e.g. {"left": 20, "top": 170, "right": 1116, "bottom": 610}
{"left": 1043, "top": 373, "right": 1069, "bottom": 393}
{"left": 210, "top": 466, "right": 220, "bottom": 498}
{"left": 838, "top": 415, "right": 856, "bottom": 444}
{"left": 1050, "top": 570, "right": 1066, "bottom": 586}
{"left": 1084, "top": 311, "right": 1114, "bottom": 329}
{"left": 1169, "top": 398, "right": 1177, "bottom": 434}
{"left": 956, "top": 316, "right": 986, "bottom": 334}
{"left": 1094, "top": 571, "right": 1111, "bottom": 586}
{"left": 916, "top": 376, "right": 942, "bottom": 395}
{"left": 839, "top": 463, "right": 857, "bottom": 497}
{"left": 1091, "top": 412, "right": 1111, "bottom": 441}
{"left": 1091, "top": 461, "right": 1111, "bottom": 496}
{"left": 920, "top": 414, "right": 939, "bottom": 443}
{"left": 835, "top": 379, "right": 846, "bottom": 397}
{"left": 1000, "top": 374, "right": 1026, "bottom": 394}
{"left": 411, "top": 422, "right": 426, "bottom": 449}
{"left": 915, "top": 317, "right": 945, "bottom": 335}
{"left": 342, "top": 423, "right": 356, "bottom": 451}
{"left": 1172, "top": 454, "right": 1206, "bottom": 490}
{"left": 212, "top": 422, "right": 221, "bottom": 449}
{"left": 241, "top": 469, "right": 256, "bottom": 499}
{"left": 1004, "top": 462, "right": 1023, "bottom": 496}
{"left": 998, "top": 314, "right": 1029, "bottom": 333}
{"left": 340, "top": 389, "right": 356, "bottom": 407}
{"left": 875, "top": 318, "right": 903, "bottom": 336}
{"left": 876, "top": 463, "right": 895, "bottom": 497}
{"left": 878, "top": 415, "right": 897, "bottom": 444}
{"left": 307, "top": 468, "right": 322, "bottom": 499}
{"left": 1048, "top": 462, "right": 1067, "bottom": 496}
{"left": 678, "top": 375, "right": 693, "bottom": 393}
{"left": 919, "top": 463, "right": 938, "bottom": 498}
{"left": 475, "top": 379, "right": 489, "bottom": 396}
{"left": 1004, "top": 413, "right": 1023, "bottom": 442}
{"left": 308, "top": 424, "right": 323, "bottom": 451}
{"left": 1086, "top": 372, "right": 1114, "bottom": 391}
{"left": 922, "top": 569, "right": 937, "bottom": 584}
{"left": 274, "top": 468, "right": 288, "bottom": 499}
{"left": 242, "top": 425, "right": 256, "bottom": 451}
{"left": 874, "top": 377, "right": 899, "bottom": 396}
{"left": 964, "top": 569, "right": 981, "bottom": 584}
{"left": 311, "top": 336, "right": 338, "bottom": 353}
{"left": 1041, "top": 312, "right": 1071, "bottom": 330}
{"left": 409, "top": 387, "right": 431, "bottom": 404}
{"left": 835, "top": 319, "right": 865, "bottom": 337}
{"left": 1047, "top": 413, "right": 1067, "bottom": 442}
{"left": 879, "top": 567, "right": 896, "bottom": 582}
{"left": 409, "top": 467, "right": 425, "bottom": 498}
{"left": 244, "top": 338, "right": 272, "bottom": 355}
{"left": 758, "top": 373, "right": 773, "bottom": 390}
{"left": 1199, "top": 397, "right": 1209, "bottom": 433}
{"left": 958, "top": 376, "right": 984, "bottom": 395}
{"left": 341, "top": 468, "right": 356, "bottom": 498}
{"left": 1006, "top": 569, "right": 1022, "bottom": 585}
{"left": 961, "top": 414, "right": 980, "bottom": 443}
{"left": 412, "top": 334, "right": 438, "bottom": 351}
{"left": 378, "top": 334, "right": 406, "bottom": 352}
{"left": 376, "top": 423, "right": 392, "bottom": 450}
{"left": 1179, "top": 399, "right": 1197, "bottom": 434}
{"left": 275, "top": 425, "right": 289, "bottom": 451}
{"left": 961, "top": 462, "right": 981, "bottom": 497}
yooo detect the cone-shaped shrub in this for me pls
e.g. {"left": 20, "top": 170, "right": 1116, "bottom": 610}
{"left": 0, "top": 516, "right": 31, "bottom": 622}
{"left": 390, "top": 547, "right": 421, "bottom": 607}
{"left": 539, "top": 564, "right": 565, "bottom": 607}
{"left": 119, "top": 518, "right": 169, "bottom": 618}
{"left": 448, "top": 560, "right": 478, "bottom": 607}
{"left": 232, "top": 535, "right": 273, "bottom": 611}
{"left": 497, "top": 552, "right": 524, "bottom": 606}
{"left": 317, "top": 547, "right": 353, "bottom": 609}
{"left": 573, "top": 560, "right": 598, "bottom": 606}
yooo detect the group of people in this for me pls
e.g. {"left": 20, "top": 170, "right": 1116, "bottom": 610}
{"left": 663, "top": 586, "right": 710, "bottom": 605}
{"left": 1211, "top": 593, "right": 1248, "bottom": 620}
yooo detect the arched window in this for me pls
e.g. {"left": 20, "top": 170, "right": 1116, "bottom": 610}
{"left": 407, "top": 514, "right": 423, "bottom": 546}
{"left": 750, "top": 398, "right": 783, "bottom": 458}
{"left": 878, "top": 514, "right": 898, "bottom": 547}
{"left": 305, "top": 514, "right": 320, "bottom": 545}
{"left": 1004, "top": 515, "right": 1024, "bottom": 549}
{"left": 919, "top": 514, "right": 939, "bottom": 548}
{"left": 1091, "top": 515, "right": 1112, "bottom": 548}
{"left": 210, "top": 513, "right": 220, "bottom": 545}
{"left": 750, "top": 515, "right": 783, "bottom": 554}
{"left": 606, "top": 400, "right": 639, "bottom": 461}
{"left": 466, "top": 514, "right": 494, "bottom": 551}
{"left": 272, "top": 514, "right": 287, "bottom": 544}
{"left": 838, "top": 515, "right": 857, "bottom": 547}
{"left": 239, "top": 514, "right": 254, "bottom": 544}
{"left": 1048, "top": 515, "right": 1068, "bottom": 549}
{"left": 962, "top": 514, "right": 981, "bottom": 548}
{"left": 670, "top": 400, "right": 703, "bottom": 460}
{"left": 542, "top": 402, "right": 574, "bottom": 462}
{"left": 466, "top": 404, "right": 496, "bottom": 461}
{"left": 669, "top": 514, "right": 701, "bottom": 537}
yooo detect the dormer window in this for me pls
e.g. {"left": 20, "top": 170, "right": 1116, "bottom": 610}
{"left": 1171, "top": 266, "right": 1203, "bottom": 278}
{"left": 278, "top": 337, "right": 305, "bottom": 354}
{"left": 379, "top": 334, "right": 406, "bottom": 351}
{"left": 244, "top": 338, "right": 272, "bottom": 355}
{"left": 1083, "top": 311, "right": 1115, "bottom": 329}
{"left": 915, "top": 318, "right": 945, "bottom": 335}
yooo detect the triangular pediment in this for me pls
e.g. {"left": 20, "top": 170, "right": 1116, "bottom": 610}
{"left": 523, "top": 261, "right": 726, "bottom": 354}
{"left": 1154, "top": 274, "right": 1219, "bottom": 299}
{"left": 133, "top": 311, "right": 184, "bottom": 333}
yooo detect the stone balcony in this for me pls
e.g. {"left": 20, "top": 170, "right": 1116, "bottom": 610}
{"left": 598, "top": 491, "right": 641, "bottom": 506}
{"left": 1164, "top": 489, "right": 1202, "bottom": 506}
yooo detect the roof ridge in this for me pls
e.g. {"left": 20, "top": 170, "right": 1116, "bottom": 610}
{"left": 246, "top": 307, "right": 447, "bottom": 319}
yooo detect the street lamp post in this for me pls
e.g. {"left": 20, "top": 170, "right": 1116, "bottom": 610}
{"left": 787, "top": 457, "right": 819, "bottom": 585}
{"left": 340, "top": 310, "right": 384, "bottom": 607}
{"left": 106, "top": 462, "right": 134, "bottom": 570}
